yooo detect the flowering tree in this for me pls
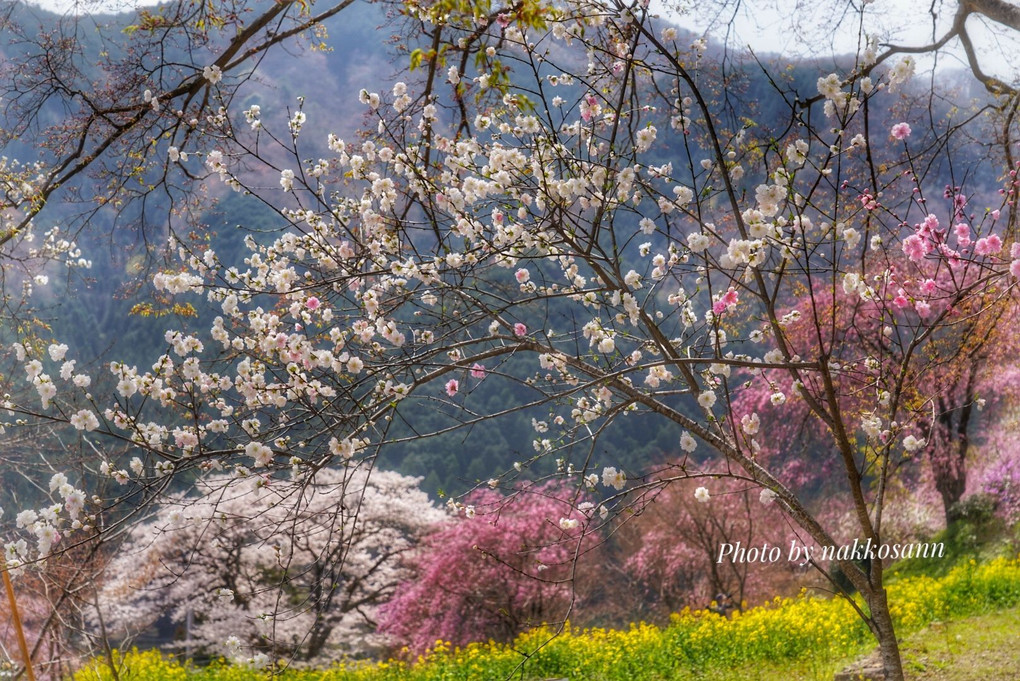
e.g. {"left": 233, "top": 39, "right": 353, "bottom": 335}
{"left": 621, "top": 477, "right": 792, "bottom": 615}
{"left": 378, "top": 483, "right": 597, "bottom": 653}
{"left": 976, "top": 405, "right": 1020, "bottom": 525}
{"left": 730, "top": 244, "right": 1020, "bottom": 525}
{"left": 95, "top": 468, "right": 442, "bottom": 665}
{"left": 0, "top": 561, "right": 89, "bottom": 680}
{"left": 3, "top": 0, "right": 1020, "bottom": 679}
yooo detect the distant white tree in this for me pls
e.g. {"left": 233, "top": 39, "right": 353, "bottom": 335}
{"left": 95, "top": 467, "right": 443, "bottom": 665}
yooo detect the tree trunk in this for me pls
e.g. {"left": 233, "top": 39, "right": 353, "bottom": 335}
{"left": 833, "top": 555, "right": 905, "bottom": 680}
{"left": 930, "top": 423, "right": 969, "bottom": 524}
{"left": 869, "top": 587, "right": 905, "bottom": 681}
{"left": 929, "top": 389, "right": 973, "bottom": 525}
{"left": 936, "top": 463, "right": 967, "bottom": 523}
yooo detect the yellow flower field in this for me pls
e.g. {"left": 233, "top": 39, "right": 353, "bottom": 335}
{"left": 73, "top": 557, "right": 1020, "bottom": 681}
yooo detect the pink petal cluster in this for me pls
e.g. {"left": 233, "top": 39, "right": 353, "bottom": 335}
{"left": 890, "top": 122, "right": 912, "bottom": 140}
{"left": 445, "top": 379, "right": 459, "bottom": 397}
{"left": 974, "top": 234, "right": 1002, "bottom": 256}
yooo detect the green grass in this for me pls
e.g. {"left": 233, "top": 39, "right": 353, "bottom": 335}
{"left": 877, "top": 608, "right": 1020, "bottom": 681}
{"left": 683, "top": 607, "right": 1020, "bottom": 681}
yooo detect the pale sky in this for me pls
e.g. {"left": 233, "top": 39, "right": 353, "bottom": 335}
{"left": 21, "top": 0, "right": 1019, "bottom": 83}
{"left": 25, "top": 0, "right": 139, "bottom": 13}
{"left": 652, "top": 0, "right": 1015, "bottom": 81}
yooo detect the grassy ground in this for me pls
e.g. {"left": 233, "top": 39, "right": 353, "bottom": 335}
{"left": 897, "top": 607, "right": 1020, "bottom": 681}
{"left": 689, "top": 608, "right": 1020, "bottom": 681}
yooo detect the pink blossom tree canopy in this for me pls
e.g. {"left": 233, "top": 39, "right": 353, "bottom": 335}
{"left": 378, "top": 483, "right": 597, "bottom": 653}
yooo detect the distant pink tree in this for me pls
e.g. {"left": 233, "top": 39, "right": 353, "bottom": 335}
{"left": 977, "top": 409, "right": 1020, "bottom": 524}
{"left": 622, "top": 477, "right": 792, "bottom": 614}
{"left": 377, "top": 483, "right": 597, "bottom": 653}
{"left": 1, "top": 585, "right": 55, "bottom": 678}
{"left": 729, "top": 203, "right": 1020, "bottom": 525}
{"left": 982, "top": 456, "right": 1020, "bottom": 524}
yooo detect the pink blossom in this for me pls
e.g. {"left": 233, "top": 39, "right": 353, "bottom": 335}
{"left": 920, "top": 279, "right": 937, "bottom": 295}
{"left": 514, "top": 323, "right": 527, "bottom": 337}
{"left": 890, "top": 122, "right": 912, "bottom": 140}
{"left": 621, "top": 478, "right": 788, "bottom": 617}
{"left": 915, "top": 301, "right": 931, "bottom": 317}
{"left": 954, "top": 223, "right": 971, "bottom": 248}
{"left": 938, "top": 243, "right": 963, "bottom": 269}
{"left": 445, "top": 379, "right": 459, "bottom": 397}
{"left": 1010, "top": 260, "right": 1020, "bottom": 278}
{"left": 983, "top": 456, "right": 1020, "bottom": 523}
{"left": 892, "top": 291, "right": 910, "bottom": 308}
{"left": 712, "top": 288, "right": 739, "bottom": 315}
{"left": 379, "top": 483, "right": 594, "bottom": 653}
{"left": 515, "top": 268, "right": 531, "bottom": 284}
{"left": 1011, "top": 243, "right": 1020, "bottom": 259}
{"left": 974, "top": 234, "right": 1002, "bottom": 256}
{"left": 918, "top": 214, "right": 940, "bottom": 238}
{"left": 902, "top": 234, "right": 929, "bottom": 262}
{"left": 305, "top": 297, "right": 320, "bottom": 310}
{"left": 470, "top": 363, "right": 486, "bottom": 379}
{"left": 952, "top": 192, "right": 967, "bottom": 213}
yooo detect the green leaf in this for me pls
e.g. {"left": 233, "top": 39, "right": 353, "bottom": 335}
{"left": 410, "top": 48, "right": 424, "bottom": 71}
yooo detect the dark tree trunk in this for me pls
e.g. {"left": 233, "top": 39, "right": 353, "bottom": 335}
{"left": 869, "top": 587, "right": 905, "bottom": 681}
{"left": 928, "top": 362, "right": 980, "bottom": 525}
{"left": 934, "top": 455, "right": 967, "bottom": 523}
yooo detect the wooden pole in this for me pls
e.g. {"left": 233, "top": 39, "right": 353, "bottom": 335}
{"left": 2, "top": 566, "right": 37, "bottom": 681}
